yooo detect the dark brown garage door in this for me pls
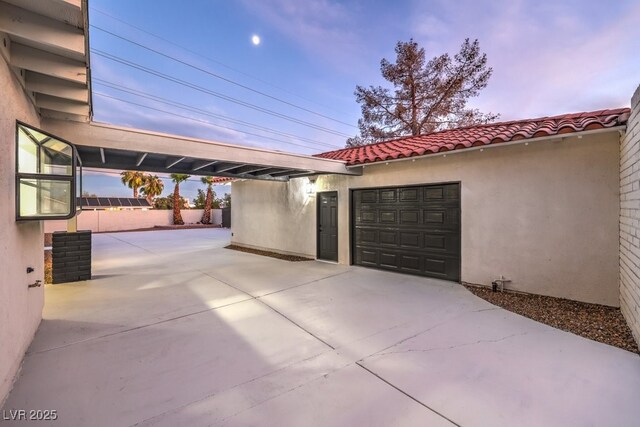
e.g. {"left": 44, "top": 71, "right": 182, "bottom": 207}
{"left": 352, "top": 183, "right": 461, "bottom": 281}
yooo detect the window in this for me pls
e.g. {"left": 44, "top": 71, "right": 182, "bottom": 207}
{"left": 16, "top": 122, "right": 79, "bottom": 220}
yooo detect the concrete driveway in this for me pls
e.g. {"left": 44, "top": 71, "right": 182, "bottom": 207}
{"left": 3, "top": 229, "right": 640, "bottom": 426}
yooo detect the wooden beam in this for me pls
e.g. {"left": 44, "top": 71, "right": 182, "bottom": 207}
{"left": 253, "top": 168, "right": 288, "bottom": 176}
{"left": 213, "top": 163, "right": 241, "bottom": 173}
{"left": 41, "top": 120, "right": 361, "bottom": 176}
{"left": 36, "top": 93, "right": 89, "bottom": 116}
{"left": 270, "top": 169, "right": 307, "bottom": 178}
{"left": 192, "top": 160, "right": 218, "bottom": 171}
{"left": 77, "top": 160, "right": 287, "bottom": 181}
{"left": 232, "top": 165, "right": 270, "bottom": 175}
{"left": 11, "top": 43, "right": 87, "bottom": 84}
{"left": 0, "top": 1, "right": 85, "bottom": 60}
{"left": 286, "top": 171, "right": 316, "bottom": 178}
{"left": 165, "top": 157, "right": 185, "bottom": 168}
{"left": 3, "top": 0, "right": 83, "bottom": 28}
{"left": 25, "top": 71, "right": 88, "bottom": 102}
{"left": 135, "top": 152, "right": 147, "bottom": 167}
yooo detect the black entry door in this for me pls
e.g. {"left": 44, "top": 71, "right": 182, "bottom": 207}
{"left": 352, "top": 183, "right": 461, "bottom": 282}
{"left": 317, "top": 191, "right": 338, "bottom": 261}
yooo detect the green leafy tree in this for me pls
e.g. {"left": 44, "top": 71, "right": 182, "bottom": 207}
{"left": 153, "top": 196, "right": 172, "bottom": 210}
{"left": 222, "top": 193, "right": 231, "bottom": 209}
{"left": 193, "top": 189, "right": 206, "bottom": 209}
{"left": 141, "top": 175, "right": 164, "bottom": 204}
{"left": 347, "top": 38, "right": 498, "bottom": 147}
{"left": 170, "top": 174, "right": 190, "bottom": 225}
{"left": 154, "top": 195, "right": 188, "bottom": 210}
{"left": 120, "top": 171, "right": 146, "bottom": 198}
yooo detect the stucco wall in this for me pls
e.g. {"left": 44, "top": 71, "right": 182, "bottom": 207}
{"left": 44, "top": 209, "right": 222, "bottom": 233}
{"left": 0, "top": 54, "right": 44, "bottom": 403}
{"left": 232, "top": 179, "right": 316, "bottom": 257}
{"left": 232, "top": 132, "right": 620, "bottom": 306}
{"left": 620, "top": 85, "right": 640, "bottom": 346}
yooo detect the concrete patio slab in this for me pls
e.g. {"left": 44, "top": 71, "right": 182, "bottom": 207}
{"left": 3, "top": 229, "right": 639, "bottom": 426}
{"left": 360, "top": 307, "right": 640, "bottom": 427}
{"left": 214, "top": 364, "right": 455, "bottom": 427}
{"left": 259, "top": 267, "right": 497, "bottom": 350}
{"left": 6, "top": 298, "right": 329, "bottom": 427}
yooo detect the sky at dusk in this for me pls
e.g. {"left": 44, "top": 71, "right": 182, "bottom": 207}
{"left": 84, "top": 0, "right": 640, "bottom": 200}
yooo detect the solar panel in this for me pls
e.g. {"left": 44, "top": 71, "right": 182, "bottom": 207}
{"left": 74, "top": 196, "right": 156, "bottom": 208}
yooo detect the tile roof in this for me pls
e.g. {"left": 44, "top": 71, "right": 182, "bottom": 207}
{"left": 315, "top": 108, "right": 630, "bottom": 166}
{"left": 211, "top": 177, "right": 235, "bottom": 183}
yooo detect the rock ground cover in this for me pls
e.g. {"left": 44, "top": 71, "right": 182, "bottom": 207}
{"left": 464, "top": 284, "right": 639, "bottom": 354}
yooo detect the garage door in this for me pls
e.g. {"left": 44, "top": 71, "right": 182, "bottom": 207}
{"left": 352, "top": 183, "right": 461, "bottom": 281}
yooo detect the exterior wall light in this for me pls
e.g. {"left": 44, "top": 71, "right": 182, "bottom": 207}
{"left": 306, "top": 177, "right": 317, "bottom": 195}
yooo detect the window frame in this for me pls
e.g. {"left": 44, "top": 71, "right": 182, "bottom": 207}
{"left": 15, "top": 121, "right": 78, "bottom": 221}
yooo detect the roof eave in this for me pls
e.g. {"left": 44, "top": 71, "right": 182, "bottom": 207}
{"left": 345, "top": 125, "right": 626, "bottom": 169}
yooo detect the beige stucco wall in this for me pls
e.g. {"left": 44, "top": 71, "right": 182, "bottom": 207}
{"left": 620, "top": 84, "right": 640, "bottom": 346}
{"left": 232, "top": 132, "right": 620, "bottom": 306}
{"left": 44, "top": 209, "right": 223, "bottom": 234}
{"left": 0, "top": 54, "right": 44, "bottom": 403}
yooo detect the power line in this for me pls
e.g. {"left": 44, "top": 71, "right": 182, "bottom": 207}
{"left": 92, "top": 49, "right": 352, "bottom": 138}
{"left": 83, "top": 167, "right": 232, "bottom": 185}
{"left": 93, "top": 78, "right": 338, "bottom": 149}
{"left": 94, "top": 91, "right": 335, "bottom": 151}
{"left": 91, "top": 25, "right": 356, "bottom": 129}
{"left": 89, "top": 6, "right": 348, "bottom": 117}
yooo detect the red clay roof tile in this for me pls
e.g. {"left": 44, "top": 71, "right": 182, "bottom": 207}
{"left": 316, "top": 108, "right": 630, "bottom": 165}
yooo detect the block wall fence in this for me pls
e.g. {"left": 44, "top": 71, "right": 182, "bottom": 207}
{"left": 44, "top": 208, "right": 223, "bottom": 234}
{"left": 620, "top": 84, "right": 640, "bottom": 346}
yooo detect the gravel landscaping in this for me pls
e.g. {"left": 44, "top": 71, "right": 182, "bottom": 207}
{"left": 225, "top": 244, "right": 313, "bottom": 261}
{"left": 464, "top": 284, "right": 639, "bottom": 354}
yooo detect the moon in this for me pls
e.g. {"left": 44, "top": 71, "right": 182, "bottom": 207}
{"left": 251, "top": 35, "right": 261, "bottom": 46}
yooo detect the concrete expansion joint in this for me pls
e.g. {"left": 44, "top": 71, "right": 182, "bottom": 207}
{"left": 355, "top": 361, "right": 461, "bottom": 427}
{"left": 106, "top": 233, "right": 155, "bottom": 253}
{"left": 135, "top": 347, "right": 342, "bottom": 425}
{"left": 197, "top": 269, "right": 339, "bottom": 350}
{"left": 25, "top": 297, "right": 256, "bottom": 356}
{"left": 28, "top": 262, "right": 348, "bottom": 355}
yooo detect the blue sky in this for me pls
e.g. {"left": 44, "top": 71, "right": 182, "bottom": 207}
{"left": 85, "top": 0, "right": 640, "bottom": 200}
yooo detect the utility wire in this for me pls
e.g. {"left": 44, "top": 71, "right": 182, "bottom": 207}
{"left": 94, "top": 91, "right": 334, "bottom": 151}
{"left": 83, "top": 167, "right": 232, "bottom": 184}
{"left": 92, "top": 49, "right": 351, "bottom": 138}
{"left": 93, "top": 78, "right": 338, "bottom": 149}
{"left": 90, "top": 25, "right": 355, "bottom": 129}
{"left": 89, "top": 6, "right": 347, "bottom": 117}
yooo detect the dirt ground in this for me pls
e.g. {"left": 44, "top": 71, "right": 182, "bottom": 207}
{"left": 225, "top": 245, "right": 313, "bottom": 262}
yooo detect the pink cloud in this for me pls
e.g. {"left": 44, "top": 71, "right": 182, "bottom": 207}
{"left": 410, "top": 0, "right": 640, "bottom": 118}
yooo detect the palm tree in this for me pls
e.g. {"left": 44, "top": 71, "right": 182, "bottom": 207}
{"left": 141, "top": 175, "right": 164, "bottom": 205}
{"left": 120, "top": 171, "right": 146, "bottom": 198}
{"left": 200, "top": 176, "right": 216, "bottom": 224}
{"left": 170, "top": 174, "right": 190, "bottom": 225}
